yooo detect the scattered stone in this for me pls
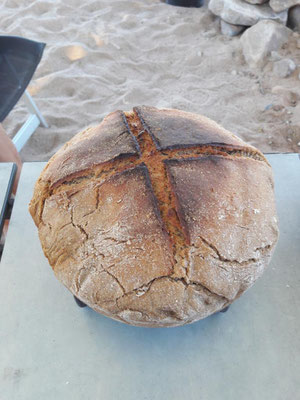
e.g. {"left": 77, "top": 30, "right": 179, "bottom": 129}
{"left": 270, "top": 50, "right": 281, "bottom": 61}
{"left": 209, "top": 0, "right": 288, "bottom": 26}
{"left": 241, "top": 20, "right": 292, "bottom": 67}
{"left": 270, "top": 0, "right": 300, "bottom": 13}
{"left": 272, "top": 86, "right": 300, "bottom": 107}
{"left": 220, "top": 19, "right": 246, "bottom": 36}
{"left": 273, "top": 58, "right": 296, "bottom": 77}
{"left": 264, "top": 103, "right": 273, "bottom": 110}
{"left": 288, "top": 5, "right": 300, "bottom": 31}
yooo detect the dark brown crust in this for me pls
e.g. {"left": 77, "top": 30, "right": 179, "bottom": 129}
{"left": 42, "top": 110, "right": 140, "bottom": 187}
{"left": 29, "top": 106, "right": 279, "bottom": 327}
{"left": 134, "top": 106, "right": 264, "bottom": 156}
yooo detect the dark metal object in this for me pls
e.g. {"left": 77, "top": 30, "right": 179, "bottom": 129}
{"left": 165, "top": 0, "right": 204, "bottom": 7}
{"left": 0, "top": 36, "right": 46, "bottom": 122}
{"left": 73, "top": 296, "right": 87, "bottom": 308}
{"left": 220, "top": 306, "right": 230, "bottom": 313}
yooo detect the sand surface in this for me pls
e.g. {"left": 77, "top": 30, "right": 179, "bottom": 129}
{"left": 1, "top": 0, "right": 300, "bottom": 160}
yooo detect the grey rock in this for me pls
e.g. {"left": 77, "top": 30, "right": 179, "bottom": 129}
{"left": 220, "top": 19, "right": 246, "bottom": 36}
{"left": 241, "top": 20, "right": 292, "bottom": 68}
{"left": 273, "top": 58, "right": 296, "bottom": 77}
{"left": 209, "top": 0, "right": 288, "bottom": 26}
{"left": 288, "top": 5, "right": 300, "bottom": 31}
{"left": 244, "top": 0, "right": 268, "bottom": 4}
{"left": 270, "top": 0, "right": 300, "bottom": 13}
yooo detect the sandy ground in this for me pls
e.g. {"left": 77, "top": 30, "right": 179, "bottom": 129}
{"left": 1, "top": 0, "right": 300, "bottom": 160}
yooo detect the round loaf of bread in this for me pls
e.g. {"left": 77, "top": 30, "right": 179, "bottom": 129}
{"left": 29, "top": 106, "right": 279, "bottom": 327}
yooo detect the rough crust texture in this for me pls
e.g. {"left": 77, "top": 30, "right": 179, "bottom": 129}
{"left": 29, "top": 106, "right": 279, "bottom": 327}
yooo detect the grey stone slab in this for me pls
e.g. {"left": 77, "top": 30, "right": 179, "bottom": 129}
{"left": 0, "top": 156, "right": 299, "bottom": 400}
{"left": 209, "top": 0, "right": 288, "bottom": 26}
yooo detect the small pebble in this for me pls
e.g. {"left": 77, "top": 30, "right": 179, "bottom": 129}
{"left": 273, "top": 59, "right": 296, "bottom": 78}
{"left": 220, "top": 19, "right": 245, "bottom": 37}
{"left": 264, "top": 103, "right": 273, "bottom": 111}
{"left": 270, "top": 51, "right": 281, "bottom": 61}
{"left": 272, "top": 104, "right": 284, "bottom": 111}
{"left": 202, "top": 31, "right": 216, "bottom": 38}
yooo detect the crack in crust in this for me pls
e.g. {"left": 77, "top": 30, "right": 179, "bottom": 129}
{"left": 199, "top": 236, "right": 272, "bottom": 265}
{"left": 70, "top": 207, "right": 88, "bottom": 240}
{"left": 104, "top": 269, "right": 126, "bottom": 294}
{"left": 115, "top": 275, "right": 230, "bottom": 325}
{"left": 116, "top": 274, "right": 229, "bottom": 304}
